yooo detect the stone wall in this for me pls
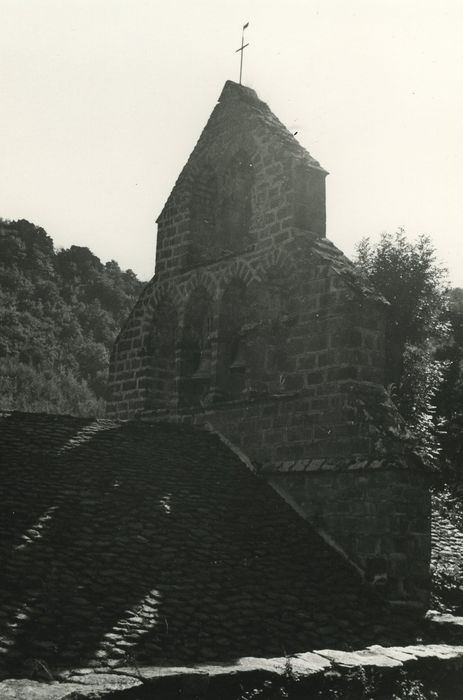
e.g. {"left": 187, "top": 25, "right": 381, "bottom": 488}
{"left": 107, "top": 234, "right": 387, "bottom": 428}
{"left": 5, "top": 642, "right": 463, "bottom": 698}
{"left": 268, "top": 466, "right": 431, "bottom": 605}
{"left": 153, "top": 81, "right": 326, "bottom": 281}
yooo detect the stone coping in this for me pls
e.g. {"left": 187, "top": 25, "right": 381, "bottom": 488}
{"left": 260, "top": 457, "right": 411, "bottom": 474}
{"left": 427, "top": 611, "right": 463, "bottom": 627}
{"left": 2, "top": 642, "right": 463, "bottom": 699}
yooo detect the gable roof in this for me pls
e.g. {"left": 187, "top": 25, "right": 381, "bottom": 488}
{"left": 215, "top": 80, "right": 326, "bottom": 170}
{"left": 157, "top": 80, "right": 327, "bottom": 223}
{"left": 0, "top": 412, "right": 414, "bottom": 678}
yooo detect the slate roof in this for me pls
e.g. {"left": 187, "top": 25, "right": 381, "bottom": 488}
{"left": 0, "top": 412, "right": 418, "bottom": 679}
{"left": 307, "top": 235, "right": 389, "bottom": 305}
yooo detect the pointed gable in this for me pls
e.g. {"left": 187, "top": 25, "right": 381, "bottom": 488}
{"left": 154, "top": 81, "right": 328, "bottom": 278}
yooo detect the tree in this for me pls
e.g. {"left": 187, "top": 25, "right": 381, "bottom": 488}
{"left": 434, "top": 288, "right": 463, "bottom": 481}
{"left": 0, "top": 218, "right": 145, "bottom": 416}
{"left": 355, "top": 230, "right": 449, "bottom": 465}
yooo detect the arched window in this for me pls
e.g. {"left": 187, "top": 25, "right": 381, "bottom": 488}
{"left": 147, "top": 300, "right": 178, "bottom": 409}
{"left": 189, "top": 169, "right": 217, "bottom": 266}
{"left": 188, "top": 151, "right": 254, "bottom": 266}
{"left": 217, "top": 279, "right": 248, "bottom": 400}
{"left": 180, "top": 287, "right": 215, "bottom": 406}
{"left": 217, "top": 150, "right": 253, "bottom": 253}
{"left": 245, "top": 266, "right": 292, "bottom": 395}
{"left": 293, "top": 163, "right": 326, "bottom": 237}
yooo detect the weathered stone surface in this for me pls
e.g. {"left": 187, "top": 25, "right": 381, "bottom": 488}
{"left": 367, "top": 644, "right": 419, "bottom": 663}
{"left": 293, "top": 651, "right": 332, "bottom": 672}
{"left": 0, "top": 676, "right": 142, "bottom": 699}
{"left": 62, "top": 672, "right": 142, "bottom": 688}
{"left": 270, "top": 466, "right": 431, "bottom": 604}
{"left": 0, "top": 680, "right": 80, "bottom": 699}
{"left": 3, "top": 643, "right": 463, "bottom": 699}
{"left": 427, "top": 611, "right": 463, "bottom": 627}
{"left": 315, "top": 648, "right": 401, "bottom": 668}
{"left": 431, "top": 509, "right": 463, "bottom": 614}
{"left": 399, "top": 643, "right": 463, "bottom": 660}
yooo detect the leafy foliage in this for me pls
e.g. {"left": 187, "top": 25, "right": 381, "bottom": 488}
{"left": 355, "top": 230, "right": 450, "bottom": 466}
{"left": 0, "top": 218, "right": 144, "bottom": 416}
{"left": 433, "top": 487, "right": 463, "bottom": 531}
{"left": 431, "top": 488, "right": 463, "bottom": 613}
{"left": 434, "top": 288, "right": 463, "bottom": 481}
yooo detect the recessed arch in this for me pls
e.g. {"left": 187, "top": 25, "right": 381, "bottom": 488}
{"left": 293, "top": 161, "right": 326, "bottom": 237}
{"left": 146, "top": 297, "right": 179, "bottom": 410}
{"left": 188, "top": 164, "right": 217, "bottom": 266}
{"left": 179, "top": 286, "right": 215, "bottom": 407}
{"left": 187, "top": 149, "right": 255, "bottom": 266}
{"left": 216, "top": 149, "right": 254, "bottom": 253}
{"left": 217, "top": 278, "right": 249, "bottom": 400}
{"left": 243, "top": 263, "right": 294, "bottom": 395}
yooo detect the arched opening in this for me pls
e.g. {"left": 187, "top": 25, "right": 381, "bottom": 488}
{"left": 180, "top": 287, "right": 215, "bottom": 406}
{"left": 146, "top": 300, "right": 178, "bottom": 410}
{"left": 217, "top": 279, "right": 248, "bottom": 400}
{"left": 293, "top": 163, "right": 326, "bottom": 237}
{"left": 217, "top": 149, "right": 253, "bottom": 253}
{"left": 188, "top": 169, "right": 217, "bottom": 266}
{"left": 188, "top": 151, "right": 254, "bottom": 266}
{"left": 245, "top": 266, "right": 293, "bottom": 395}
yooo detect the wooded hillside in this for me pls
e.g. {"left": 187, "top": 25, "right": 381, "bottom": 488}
{"left": 0, "top": 219, "right": 144, "bottom": 416}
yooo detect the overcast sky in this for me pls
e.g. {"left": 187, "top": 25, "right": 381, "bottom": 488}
{"left": 1, "top": 0, "right": 462, "bottom": 285}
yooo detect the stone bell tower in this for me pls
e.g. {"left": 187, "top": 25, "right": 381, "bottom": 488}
{"left": 107, "top": 81, "right": 431, "bottom": 608}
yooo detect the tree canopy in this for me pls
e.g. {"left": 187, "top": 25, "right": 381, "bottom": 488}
{"left": 0, "top": 219, "right": 145, "bottom": 416}
{"left": 355, "top": 230, "right": 452, "bottom": 467}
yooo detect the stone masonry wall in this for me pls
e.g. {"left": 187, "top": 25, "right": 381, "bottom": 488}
{"left": 107, "top": 234, "right": 386, "bottom": 442}
{"left": 268, "top": 467, "right": 431, "bottom": 605}
{"left": 153, "top": 81, "right": 326, "bottom": 281}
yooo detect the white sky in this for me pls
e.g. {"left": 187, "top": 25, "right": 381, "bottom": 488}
{"left": 1, "top": 0, "right": 462, "bottom": 285}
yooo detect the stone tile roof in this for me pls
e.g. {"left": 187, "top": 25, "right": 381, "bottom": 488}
{"left": 306, "top": 235, "right": 389, "bottom": 305}
{"left": 0, "top": 412, "right": 417, "bottom": 679}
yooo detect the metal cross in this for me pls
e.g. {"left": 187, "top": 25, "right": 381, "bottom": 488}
{"left": 235, "top": 22, "right": 249, "bottom": 85}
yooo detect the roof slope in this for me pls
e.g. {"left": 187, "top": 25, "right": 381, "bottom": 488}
{"left": 157, "top": 80, "right": 326, "bottom": 222}
{"left": 0, "top": 412, "right": 414, "bottom": 678}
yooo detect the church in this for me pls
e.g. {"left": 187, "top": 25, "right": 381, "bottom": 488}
{"left": 107, "top": 80, "right": 431, "bottom": 605}
{"left": 0, "top": 81, "right": 434, "bottom": 683}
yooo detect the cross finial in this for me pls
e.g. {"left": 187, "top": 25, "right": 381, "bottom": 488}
{"left": 235, "top": 22, "right": 249, "bottom": 85}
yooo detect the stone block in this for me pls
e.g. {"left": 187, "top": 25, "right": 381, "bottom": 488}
{"left": 305, "top": 334, "right": 328, "bottom": 352}
{"left": 305, "top": 370, "right": 324, "bottom": 386}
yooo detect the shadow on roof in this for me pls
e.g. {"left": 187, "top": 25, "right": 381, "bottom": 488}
{"left": 0, "top": 413, "right": 419, "bottom": 678}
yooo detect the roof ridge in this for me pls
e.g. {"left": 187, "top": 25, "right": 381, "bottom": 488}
{"left": 288, "top": 232, "right": 389, "bottom": 305}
